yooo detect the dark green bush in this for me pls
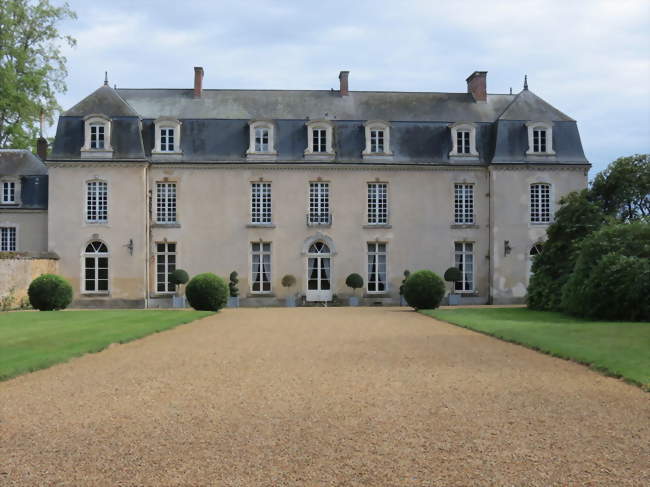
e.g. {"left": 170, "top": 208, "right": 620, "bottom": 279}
{"left": 229, "top": 271, "right": 239, "bottom": 297}
{"left": 281, "top": 274, "right": 296, "bottom": 288}
{"left": 403, "top": 270, "right": 445, "bottom": 310}
{"left": 443, "top": 267, "right": 462, "bottom": 283}
{"left": 169, "top": 269, "right": 189, "bottom": 286}
{"left": 28, "top": 274, "right": 73, "bottom": 311}
{"left": 185, "top": 273, "right": 228, "bottom": 311}
{"left": 345, "top": 273, "right": 364, "bottom": 290}
{"left": 561, "top": 222, "right": 650, "bottom": 320}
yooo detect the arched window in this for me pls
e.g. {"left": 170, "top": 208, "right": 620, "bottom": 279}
{"left": 308, "top": 241, "right": 330, "bottom": 254}
{"left": 84, "top": 241, "right": 109, "bottom": 293}
{"left": 247, "top": 120, "right": 277, "bottom": 160}
{"left": 153, "top": 117, "right": 182, "bottom": 154}
{"left": 362, "top": 121, "right": 392, "bottom": 159}
{"left": 304, "top": 120, "right": 335, "bottom": 160}
{"left": 449, "top": 122, "right": 478, "bottom": 158}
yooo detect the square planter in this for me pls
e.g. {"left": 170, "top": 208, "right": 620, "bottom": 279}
{"left": 172, "top": 295, "right": 187, "bottom": 308}
{"left": 348, "top": 296, "right": 359, "bottom": 307}
{"left": 448, "top": 294, "right": 460, "bottom": 306}
{"left": 400, "top": 295, "right": 408, "bottom": 306}
{"left": 285, "top": 296, "right": 296, "bottom": 307}
{"left": 227, "top": 296, "right": 239, "bottom": 308}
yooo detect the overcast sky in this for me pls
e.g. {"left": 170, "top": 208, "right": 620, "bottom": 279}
{"left": 56, "top": 0, "right": 650, "bottom": 175}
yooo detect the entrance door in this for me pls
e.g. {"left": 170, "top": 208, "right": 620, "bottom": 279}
{"left": 306, "top": 241, "right": 332, "bottom": 301}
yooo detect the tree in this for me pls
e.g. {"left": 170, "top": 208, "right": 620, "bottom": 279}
{"left": 0, "top": 0, "right": 76, "bottom": 149}
{"left": 590, "top": 154, "right": 650, "bottom": 222}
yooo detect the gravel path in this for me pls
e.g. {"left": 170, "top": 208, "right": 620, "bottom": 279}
{"left": 1, "top": 308, "right": 648, "bottom": 486}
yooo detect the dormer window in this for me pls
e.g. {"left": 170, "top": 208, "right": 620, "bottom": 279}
{"left": 82, "top": 114, "right": 113, "bottom": 158}
{"left": 1, "top": 180, "right": 17, "bottom": 204}
{"left": 247, "top": 120, "right": 277, "bottom": 161}
{"left": 304, "top": 120, "right": 335, "bottom": 161}
{"left": 363, "top": 121, "right": 392, "bottom": 160}
{"left": 153, "top": 118, "right": 182, "bottom": 156}
{"left": 526, "top": 122, "right": 555, "bottom": 155}
{"left": 449, "top": 122, "right": 478, "bottom": 159}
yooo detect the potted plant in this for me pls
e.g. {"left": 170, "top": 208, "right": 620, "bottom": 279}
{"left": 345, "top": 273, "right": 364, "bottom": 306}
{"left": 443, "top": 267, "right": 462, "bottom": 305}
{"left": 399, "top": 270, "right": 410, "bottom": 306}
{"left": 281, "top": 274, "right": 297, "bottom": 307}
{"left": 227, "top": 271, "right": 239, "bottom": 308}
{"left": 170, "top": 269, "right": 189, "bottom": 308}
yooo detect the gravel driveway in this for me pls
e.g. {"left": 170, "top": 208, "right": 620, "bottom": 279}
{"left": 1, "top": 308, "right": 648, "bottom": 486}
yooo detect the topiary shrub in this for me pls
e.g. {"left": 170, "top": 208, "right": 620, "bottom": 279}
{"left": 229, "top": 271, "right": 239, "bottom": 298}
{"left": 185, "top": 273, "right": 228, "bottom": 311}
{"left": 170, "top": 269, "right": 189, "bottom": 286}
{"left": 28, "top": 274, "right": 73, "bottom": 311}
{"left": 345, "top": 273, "right": 364, "bottom": 294}
{"left": 281, "top": 274, "right": 296, "bottom": 288}
{"left": 403, "top": 270, "right": 445, "bottom": 310}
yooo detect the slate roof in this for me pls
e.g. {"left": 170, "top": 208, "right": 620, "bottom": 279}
{"left": 0, "top": 150, "right": 48, "bottom": 209}
{"left": 51, "top": 83, "right": 588, "bottom": 165}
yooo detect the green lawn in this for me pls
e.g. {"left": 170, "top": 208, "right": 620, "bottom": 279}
{"left": 422, "top": 308, "right": 650, "bottom": 390}
{"left": 0, "top": 310, "right": 213, "bottom": 381}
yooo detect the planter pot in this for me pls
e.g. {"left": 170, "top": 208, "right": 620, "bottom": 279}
{"left": 400, "top": 295, "right": 408, "bottom": 306}
{"left": 348, "top": 296, "right": 359, "bottom": 307}
{"left": 172, "top": 295, "right": 187, "bottom": 308}
{"left": 227, "top": 296, "right": 239, "bottom": 308}
{"left": 448, "top": 294, "right": 460, "bottom": 306}
{"left": 285, "top": 296, "right": 296, "bottom": 307}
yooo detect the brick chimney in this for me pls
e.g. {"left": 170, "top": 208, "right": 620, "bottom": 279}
{"left": 339, "top": 70, "right": 350, "bottom": 96}
{"left": 466, "top": 71, "right": 487, "bottom": 102}
{"left": 193, "top": 66, "right": 204, "bottom": 98}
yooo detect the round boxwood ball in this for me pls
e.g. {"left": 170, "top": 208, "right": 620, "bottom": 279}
{"left": 185, "top": 273, "right": 228, "bottom": 311}
{"left": 28, "top": 274, "right": 73, "bottom": 311}
{"left": 345, "top": 273, "right": 364, "bottom": 290}
{"left": 443, "top": 267, "right": 462, "bottom": 283}
{"left": 403, "top": 270, "right": 445, "bottom": 310}
{"left": 170, "top": 269, "right": 189, "bottom": 286}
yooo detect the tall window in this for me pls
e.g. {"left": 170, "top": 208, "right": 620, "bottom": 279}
{"left": 251, "top": 242, "right": 271, "bottom": 293}
{"left": 454, "top": 242, "right": 474, "bottom": 292}
{"left": 0, "top": 227, "right": 16, "bottom": 251}
{"left": 312, "top": 129, "right": 327, "bottom": 153}
{"left": 156, "top": 242, "right": 176, "bottom": 293}
{"left": 457, "top": 131, "right": 470, "bottom": 154}
{"left": 367, "top": 242, "right": 387, "bottom": 292}
{"left": 532, "top": 128, "right": 547, "bottom": 153}
{"left": 309, "top": 182, "right": 330, "bottom": 224}
{"left": 2, "top": 181, "right": 16, "bottom": 204}
{"left": 255, "top": 128, "right": 270, "bottom": 152}
{"left": 370, "top": 129, "right": 384, "bottom": 153}
{"left": 530, "top": 183, "right": 551, "bottom": 223}
{"left": 90, "top": 124, "right": 105, "bottom": 149}
{"left": 251, "top": 182, "right": 272, "bottom": 224}
{"left": 528, "top": 243, "right": 544, "bottom": 281}
{"left": 367, "top": 183, "right": 388, "bottom": 224}
{"left": 156, "top": 182, "right": 177, "bottom": 223}
{"left": 454, "top": 184, "right": 474, "bottom": 224}
{"left": 160, "top": 128, "right": 175, "bottom": 152}
{"left": 84, "top": 241, "right": 108, "bottom": 293}
{"left": 86, "top": 181, "right": 108, "bottom": 223}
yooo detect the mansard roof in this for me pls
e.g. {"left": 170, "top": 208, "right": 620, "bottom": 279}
{"left": 0, "top": 149, "right": 48, "bottom": 176}
{"left": 64, "top": 85, "right": 139, "bottom": 118}
{"left": 498, "top": 89, "right": 574, "bottom": 122}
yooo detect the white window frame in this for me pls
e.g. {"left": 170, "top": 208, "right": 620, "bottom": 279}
{"left": 85, "top": 180, "right": 108, "bottom": 224}
{"left": 81, "top": 114, "right": 113, "bottom": 157}
{"left": 247, "top": 120, "right": 277, "bottom": 160}
{"left": 528, "top": 242, "right": 544, "bottom": 283}
{"left": 454, "top": 183, "right": 474, "bottom": 224}
{"left": 155, "top": 242, "right": 177, "bottom": 294}
{"left": 367, "top": 182, "right": 388, "bottom": 225}
{"left": 308, "top": 181, "right": 330, "bottom": 225}
{"left": 156, "top": 182, "right": 177, "bottom": 224}
{"left": 367, "top": 242, "right": 388, "bottom": 293}
{"left": 530, "top": 183, "right": 552, "bottom": 224}
{"left": 526, "top": 121, "right": 555, "bottom": 155}
{"left": 454, "top": 242, "right": 474, "bottom": 293}
{"left": 153, "top": 117, "right": 182, "bottom": 155}
{"left": 449, "top": 122, "right": 478, "bottom": 158}
{"left": 251, "top": 182, "right": 272, "bottom": 224}
{"left": 251, "top": 241, "right": 272, "bottom": 294}
{"left": 363, "top": 121, "right": 392, "bottom": 158}
{"left": 83, "top": 240, "right": 109, "bottom": 294}
{"left": 304, "top": 120, "right": 335, "bottom": 160}
{"left": 0, "top": 226, "right": 17, "bottom": 251}
{"left": 1, "top": 180, "right": 18, "bottom": 204}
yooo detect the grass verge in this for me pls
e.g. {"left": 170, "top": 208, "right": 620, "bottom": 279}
{"left": 0, "top": 310, "right": 213, "bottom": 381}
{"left": 421, "top": 307, "right": 649, "bottom": 391}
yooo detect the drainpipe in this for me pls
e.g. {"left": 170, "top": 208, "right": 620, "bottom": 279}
{"left": 144, "top": 164, "right": 150, "bottom": 308}
{"left": 487, "top": 166, "right": 493, "bottom": 304}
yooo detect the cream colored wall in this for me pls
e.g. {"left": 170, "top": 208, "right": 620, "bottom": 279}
{"left": 149, "top": 165, "right": 490, "bottom": 303}
{"left": 47, "top": 164, "right": 148, "bottom": 304}
{"left": 0, "top": 257, "right": 58, "bottom": 307}
{"left": 489, "top": 165, "right": 588, "bottom": 304}
{"left": 0, "top": 210, "right": 48, "bottom": 252}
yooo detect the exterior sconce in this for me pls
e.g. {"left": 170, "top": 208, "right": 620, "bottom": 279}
{"left": 504, "top": 240, "right": 512, "bottom": 256}
{"left": 125, "top": 238, "right": 134, "bottom": 256}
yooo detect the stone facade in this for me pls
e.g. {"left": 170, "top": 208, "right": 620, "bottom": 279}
{"left": 0, "top": 254, "right": 59, "bottom": 308}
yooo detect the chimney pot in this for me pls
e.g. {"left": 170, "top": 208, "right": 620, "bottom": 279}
{"left": 194, "top": 66, "right": 204, "bottom": 98}
{"left": 339, "top": 70, "right": 350, "bottom": 96}
{"left": 466, "top": 71, "right": 487, "bottom": 102}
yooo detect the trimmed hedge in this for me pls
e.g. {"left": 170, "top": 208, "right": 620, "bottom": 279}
{"left": 185, "top": 273, "right": 228, "bottom": 311}
{"left": 403, "top": 270, "right": 445, "bottom": 310}
{"left": 28, "top": 274, "right": 73, "bottom": 311}
{"left": 345, "top": 273, "right": 364, "bottom": 290}
{"left": 170, "top": 269, "right": 189, "bottom": 286}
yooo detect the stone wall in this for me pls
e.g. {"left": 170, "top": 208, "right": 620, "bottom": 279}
{"left": 0, "top": 253, "right": 59, "bottom": 309}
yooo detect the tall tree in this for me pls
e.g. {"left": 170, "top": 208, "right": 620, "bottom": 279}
{"left": 0, "top": 0, "right": 76, "bottom": 149}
